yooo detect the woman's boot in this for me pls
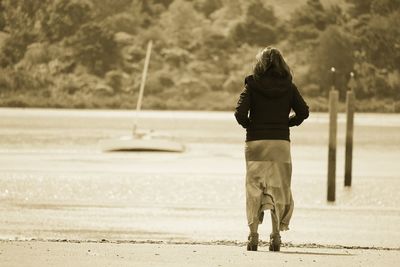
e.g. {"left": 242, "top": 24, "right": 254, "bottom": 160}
{"left": 247, "top": 233, "right": 259, "bottom": 251}
{"left": 269, "top": 233, "right": 281, "bottom": 251}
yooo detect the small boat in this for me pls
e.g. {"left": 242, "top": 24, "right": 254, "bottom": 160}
{"left": 100, "top": 134, "right": 185, "bottom": 152}
{"left": 101, "top": 41, "right": 185, "bottom": 153}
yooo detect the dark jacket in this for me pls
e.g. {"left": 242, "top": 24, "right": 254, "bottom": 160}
{"left": 234, "top": 74, "right": 309, "bottom": 141}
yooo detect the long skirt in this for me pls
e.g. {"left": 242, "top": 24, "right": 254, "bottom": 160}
{"left": 245, "top": 140, "right": 294, "bottom": 231}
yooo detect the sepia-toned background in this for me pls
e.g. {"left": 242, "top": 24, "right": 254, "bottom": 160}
{"left": 0, "top": 1, "right": 399, "bottom": 266}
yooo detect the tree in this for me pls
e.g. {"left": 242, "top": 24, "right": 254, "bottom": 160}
{"left": 160, "top": 0, "right": 208, "bottom": 49}
{"left": 231, "top": 1, "right": 279, "bottom": 46}
{"left": 308, "top": 25, "right": 355, "bottom": 99}
{"left": 193, "top": 0, "right": 223, "bottom": 17}
{"left": 1, "top": 0, "right": 49, "bottom": 33}
{"left": 343, "top": 0, "right": 400, "bottom": 100}
{"left": 140, "top": 0, "right": 173, "bottom": 26}
{"left": 90, "top": 0, "right": 133, "bottom": 20}
{"left": 370, "top": 0, "right": 400, "bottom": 15}
{"left": 361, "top": 12, "right": 400, "bottom": 70}
{"left": 0, "top": 0, "right": 5, "bottom": 31}
{"left": 0, "top": 1, "right": 52, "bottom": 67}
{"left": 103, "top": 13, "right": 141, "bottom": 35}
{"left": 291, "top": 0, "right": 327, "bottom": 30}
{"left": 353, "top": 61, "right": 395, "bottom": 99}
{"left": 0, "top": 32, "right": 35, "bottom": 67}
{"left": 68, "top": 24, "right": 119, "bottom": 76}
{"left": 40, "top": 0, "right": 93, "bottom": 42}
{"left": 345, "top": 0, "right": 373, "bottom": 17}
{"left": 288, "top": 0, "right": 343, "bottom": 49}
{"left": 346, "top": 0, "right": 400, "bottom": 17}
{"left": 348, "top": 1, "right": 400, "bottom": 70}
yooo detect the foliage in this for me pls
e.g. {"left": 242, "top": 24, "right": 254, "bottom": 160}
{"left": 0, "top": 32, "right": 35, "bottom": 67}
{"left": 0, "top": 0, "right": 398, "bottom": 112}
{"left": 160, "top": 0, "right": 208, "bottom": 49}
{"left": 231, "top": 1, "right": 279, "bottom": 46}
{"left": 90, "top": 0, "right": 134, "bottom": 20}
{"left": 40, "top": 0, "right": 93, "bottom": 42}
{"left": 309, "top": 25, "right": 355, "bottom": 99}
{"left": 353, "top": 11, "right": 400, "bottom": 70}
{"left": 193, "top": 0, "right": 223, "bottom": 17}
{"left": 1, "top": 0, "right": 48, "bottom": 33}
{"left": 67, "top": 23, "right": 119, "bottom": 76}
{"left": 288, "top": 0, "right": 343, "bottom": 49}
{"left": 0, "top": 1, "right": 5, "bottom": 31}
{"left": 345, "top": 0, "right": 373, "bottom": 17}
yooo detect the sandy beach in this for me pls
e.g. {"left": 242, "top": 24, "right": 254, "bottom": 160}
{"left": 1, "top": 240, "right": 399, "bottom": 267}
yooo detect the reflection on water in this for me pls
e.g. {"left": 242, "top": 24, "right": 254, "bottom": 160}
{"left": 0, "top": 108, "right": 399, "bottom": 247}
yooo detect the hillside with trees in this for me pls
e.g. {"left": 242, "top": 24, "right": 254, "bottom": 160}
{"left": 0, "top": 0, "right": 399, "bottom": 112}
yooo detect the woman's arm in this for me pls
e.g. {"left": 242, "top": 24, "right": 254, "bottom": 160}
{"left": 289, "top": 84, "right": 309, "bottom": 127}
{"left": 234, "top": 85, "right": 250, "bottom": 128}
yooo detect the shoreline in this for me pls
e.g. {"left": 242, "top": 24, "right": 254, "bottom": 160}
{"left": 1, "top": 97, "right": 399, "bottom": 113}
{"left": 1, "top": 239, "right": 399, "bottom": 251}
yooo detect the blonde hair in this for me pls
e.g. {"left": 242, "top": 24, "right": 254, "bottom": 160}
{"left": 253, "top": 46, "right": 292, "bottom": 80}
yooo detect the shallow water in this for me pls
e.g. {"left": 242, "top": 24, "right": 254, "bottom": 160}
{"left": 0, "top": 108, "right": 399, "bottom": 247}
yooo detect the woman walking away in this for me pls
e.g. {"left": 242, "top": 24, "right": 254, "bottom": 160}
{"left": 235, "top": 47, "right": 309, "bottom": 252}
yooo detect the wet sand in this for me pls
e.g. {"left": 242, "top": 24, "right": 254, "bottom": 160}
{"left": 1, "top": 240, "right": 399, "bottom": 267}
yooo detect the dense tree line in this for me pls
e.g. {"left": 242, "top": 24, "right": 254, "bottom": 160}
{"left": 0, "top": 0, "right": 399, "bottom": 111}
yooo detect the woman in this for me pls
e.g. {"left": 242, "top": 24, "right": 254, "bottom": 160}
{"left": 235, "top": 47, "right": 309, "bottom": 251}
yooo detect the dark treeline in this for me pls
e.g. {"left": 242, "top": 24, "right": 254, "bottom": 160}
{"left": 0, "top": 0, "right": 399, "bottom": 111}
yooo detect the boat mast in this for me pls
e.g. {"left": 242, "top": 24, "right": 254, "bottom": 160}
{"left": 133, "top": 40, "right": 153, "bottom": 136}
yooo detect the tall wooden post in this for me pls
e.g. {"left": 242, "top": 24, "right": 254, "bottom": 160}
{"left": 133, "top": 40, "right": 153, "bottom": 135}
{"left": 327, "top": 67, "right": 338, "bottom": 202}
{"left": 344, "top": 72, "right": 355, "bottom": 186}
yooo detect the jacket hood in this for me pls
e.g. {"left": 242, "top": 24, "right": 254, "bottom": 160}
{"left": 245, "top": 75, "right": 291, "bottom": 98}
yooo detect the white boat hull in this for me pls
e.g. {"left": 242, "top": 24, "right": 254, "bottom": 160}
{"left": 100, "top": 136, "right": 185, "bottom": 152}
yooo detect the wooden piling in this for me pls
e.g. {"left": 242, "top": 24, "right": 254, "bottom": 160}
{"left": 327, "top": 89, "right": 338, "bottom": 202}
{"left": 344, "top": 75, "right": 355, "bottom": 186}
